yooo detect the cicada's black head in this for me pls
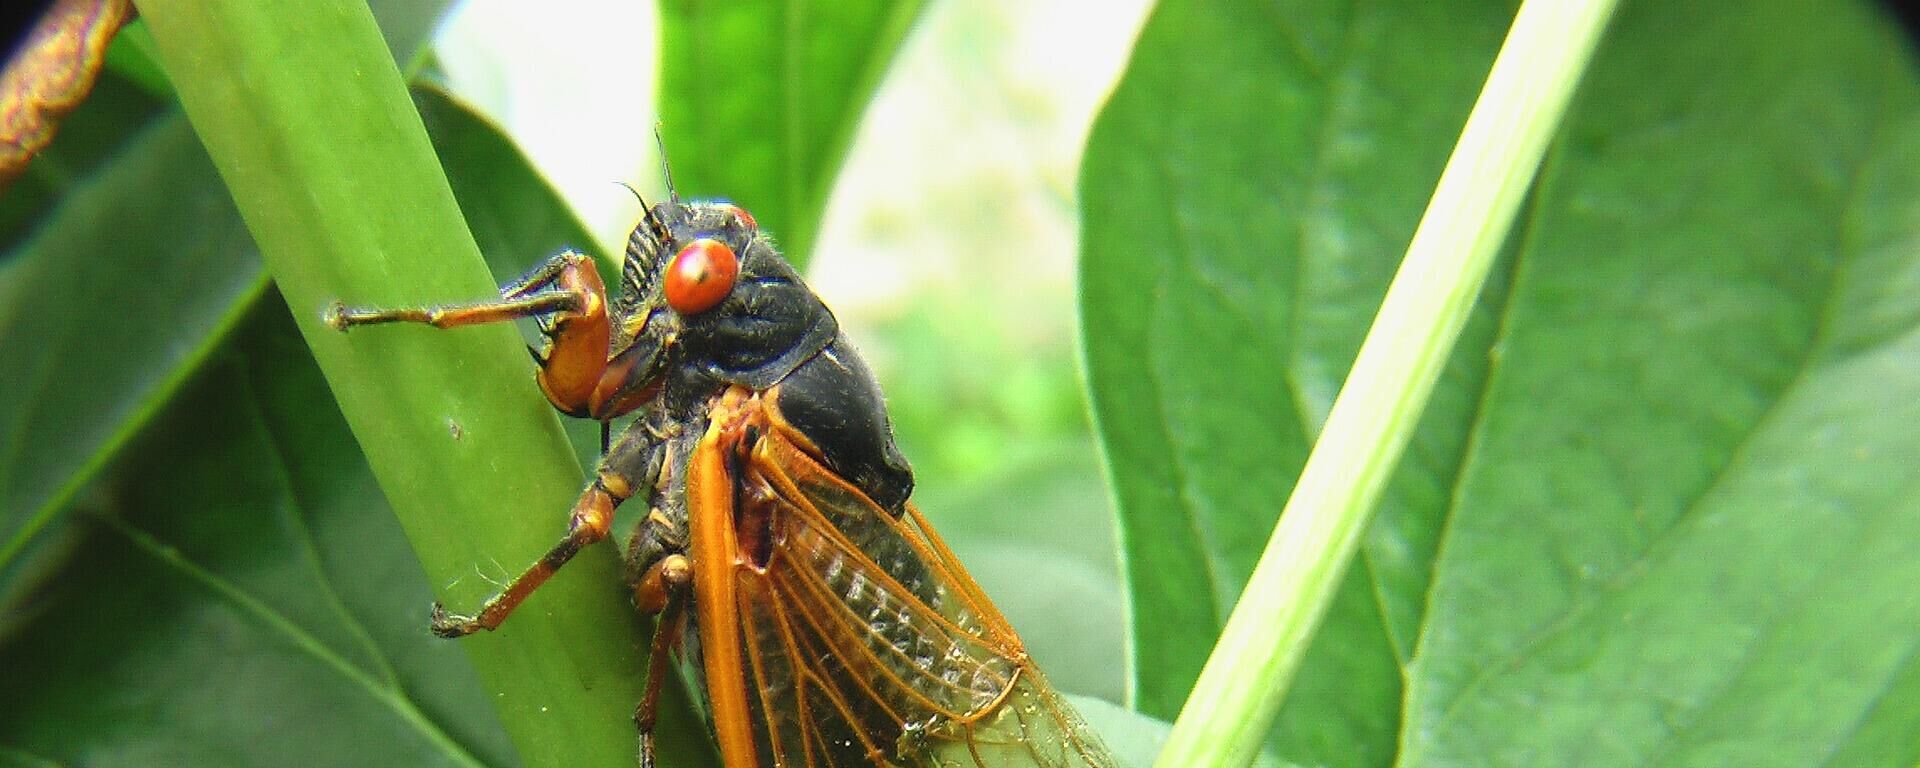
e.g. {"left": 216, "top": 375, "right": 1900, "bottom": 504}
{"left": 608, "top": 198, "right": 840, "bottom": 411}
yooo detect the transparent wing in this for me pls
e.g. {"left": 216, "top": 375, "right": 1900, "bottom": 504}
{"left": 727, "top": 427, "right": 1119, "bottom": 768}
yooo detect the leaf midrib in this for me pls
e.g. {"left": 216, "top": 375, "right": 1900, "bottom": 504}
{"left": 100, "top": 514, "right": 492, "bottom": 768}
{"left": 236, "top": 363, "right": 405, "bottom": 689}
{"left": 0, "top": 238, "right": 270, "bottom": 570}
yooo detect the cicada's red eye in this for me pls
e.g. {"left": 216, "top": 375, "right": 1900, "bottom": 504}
{"left": 664, "top": 238, "right": 739, "bottom": 315}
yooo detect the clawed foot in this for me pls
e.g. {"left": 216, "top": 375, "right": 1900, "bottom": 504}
{"left": 429, "top": 602, "right": 485, "bottom": 638}
{"left": 321, "top": 301, "right": 351, "bottom": 331}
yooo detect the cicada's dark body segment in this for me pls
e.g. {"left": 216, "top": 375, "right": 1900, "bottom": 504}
{"left": 330, "top": 184, "right": 1116, "bottom": 768}
{"left": 607, "top": 200, "right": 914, "bottom": 514}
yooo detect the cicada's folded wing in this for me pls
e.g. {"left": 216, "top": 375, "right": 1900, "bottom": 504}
{"left": 714, "top": 425, "right": 1119, "bottom": 768}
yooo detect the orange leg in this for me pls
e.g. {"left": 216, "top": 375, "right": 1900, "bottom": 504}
{"left": 429, "top": 476, "right": 625, "bottom": 637}
{"left": 325, "top": 250, "right": 614, "bottom": 418}
{"left": 324, "top": 290, "right": 579, "bottom": 329}
{"left": 633, "top": 554, "right": 692, "bottom": 768}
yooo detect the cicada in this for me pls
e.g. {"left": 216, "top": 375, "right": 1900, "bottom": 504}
{"left": 326, "top": 167, "right": 1119, "bottom": 768}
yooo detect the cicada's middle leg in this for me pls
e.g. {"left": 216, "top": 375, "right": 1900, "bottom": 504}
{"left": 325, "top": 249, "right": 615, "bottom": 420}
{"left": 425, "top": 471, "right": 624, "bottom": 637}
{"left": 417, "top": 405, "right": 675, "bottom": 637}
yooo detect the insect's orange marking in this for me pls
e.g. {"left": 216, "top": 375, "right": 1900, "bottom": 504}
{"left": 722, "top": 203, "right": 757, "bottom": 231}
{"left": 771, "top": 568, "right": 914, "bottom": 725}
{"left": 756, "top": 439, "right": 1017, "bottom": 656}
{"left": 632, "top": 553, "right": 687, "bottom": 616}
{"left": 533, "top": 254, "right": 612, "bottom": 416}
{"left": 736, "top": 592, "right": 795, "bottom": 768}
{"left": 587, "top": 344, "right": 660, "bottom": 420}
{"left": 688, "top": 400, "right": 759, "bottom": 768}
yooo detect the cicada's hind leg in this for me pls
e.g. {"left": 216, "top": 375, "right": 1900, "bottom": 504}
{"left": 428, "top": 410, "right": 671, "bottom": 637}
{"left": 621, "top": 421, "right": 696, "bottom": 768}
{"left": 324, "top": 250, "right": 615, "bottom": 419}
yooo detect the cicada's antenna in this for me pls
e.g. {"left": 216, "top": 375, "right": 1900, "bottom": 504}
{"left": 614, "top": 180, "right": 647, "bottom": 206}
{"left": 654, "top": 123, "right": 678, "bottom": 203}
{"left": 614, "top": 180, "right": 668, "bottom": 239}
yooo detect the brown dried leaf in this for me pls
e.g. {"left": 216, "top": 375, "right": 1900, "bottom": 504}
{"left": 0, "top": 0, "right": 131, "bottom": 192}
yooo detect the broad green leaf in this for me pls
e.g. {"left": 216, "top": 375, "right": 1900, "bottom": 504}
{"left": 658, "top": 0, "right": 926, "bottom": 267}
{"left": 1082, "top": 0, "right": 1920, "bottom": 766}
{"left": 0, "top": 305, "right": 517, "bottom": 767}
{"left": 1079, "top": 0, "right": 1515, "bottom": 763}
{"left": 0, "top": 115, "right": 264, "bottom": 576}
{"left": 1401, "top": 2, "right": 1920, "bottom": 765}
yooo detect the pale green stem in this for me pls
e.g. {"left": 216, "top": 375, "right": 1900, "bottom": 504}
{"left": 1152, "top": 1, "right": 1620, "bottom": 766}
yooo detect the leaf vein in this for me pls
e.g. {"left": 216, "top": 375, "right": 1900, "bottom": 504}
{"left": 100, "top": 515, "right": 491, "bottom": 768}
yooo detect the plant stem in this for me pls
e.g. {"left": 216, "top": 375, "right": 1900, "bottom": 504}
{"left": 135, "top": 2, "right": 649, "bottom": 765}
{"left": 1151, "top": 1, "right": 1619, "bottom": 765}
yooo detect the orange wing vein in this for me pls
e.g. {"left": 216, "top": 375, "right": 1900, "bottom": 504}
{"left": 690, "top": 394, "right": 1119, "bottom": 768}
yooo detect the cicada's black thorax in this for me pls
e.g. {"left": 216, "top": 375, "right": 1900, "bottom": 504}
{"left": 770, "top": 337, "right": 914, "bottom": 512}
{"left": 618, "top": 200, "right": 914, "bottom": 514}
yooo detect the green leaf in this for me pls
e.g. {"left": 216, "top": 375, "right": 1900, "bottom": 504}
{"left": 1081, "top": 0, "right": 1920, "bottom": 765}
{"left": 1402, "top": 2, "right": 1920, "bottom": 764}
{"left": 0, "top": 305, "right": 518, "bottom": 768}
{"left": 0, "top": 115, "right": 265, "bottom": 578}
{"left": 1079, "top": 0, "right": 1516, "bottom": 762}
{"left": 658, "top": 0, "right": 926, "bottom": 267}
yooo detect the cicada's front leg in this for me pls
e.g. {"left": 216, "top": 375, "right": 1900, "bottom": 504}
{"left": 325, "top": 250, "right": 614, "bottom": 420}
